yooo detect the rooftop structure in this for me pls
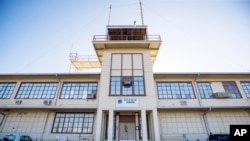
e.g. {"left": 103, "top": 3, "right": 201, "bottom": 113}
{"left": 70, "top": 25, "right": 161, "bottom": 71}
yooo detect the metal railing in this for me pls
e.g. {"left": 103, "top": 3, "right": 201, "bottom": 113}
{"left": 93, "top": 35, "right": 161, "bottom": 41}
{"left": 69, "top": 53, "right": 99, "bottom": 62}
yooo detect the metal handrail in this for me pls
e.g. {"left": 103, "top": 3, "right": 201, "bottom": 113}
{"left": 93, "top": 35, "right": 161, "bottom": 41}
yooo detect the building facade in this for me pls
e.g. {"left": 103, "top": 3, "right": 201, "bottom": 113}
{"left": 0, "top": 25, "right": 250, "bottom": 141}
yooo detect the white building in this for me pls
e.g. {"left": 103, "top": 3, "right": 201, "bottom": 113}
{"left": 0, "top": 25, "right": 250, "bottom": 141}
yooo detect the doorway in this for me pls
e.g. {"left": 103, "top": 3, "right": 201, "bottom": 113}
{"left": 119, "top": 115, "right": 136, "bottom": 141}
{"left": 119, "top": 122, "right": 136, "bottom": 141}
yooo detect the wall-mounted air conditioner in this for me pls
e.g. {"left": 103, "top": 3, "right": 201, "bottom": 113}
{"left": 87, "top": 94, "right": 95, "bottom": 99}
{"left": 43, "top": 100, "right": 52, "bottom": 105}
{"left": 123, "top": 78, "right": 132, "bottom": 87}
{"left": 180, "top": 100, "right": 187, "bottom": 105}
{"left": 15, "top": 100, "right": 22, "bottom": 105}
{"left": 213, "top": 92, "right": 231, "bottom": 98}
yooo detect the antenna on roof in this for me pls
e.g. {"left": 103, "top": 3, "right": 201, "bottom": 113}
{"left": 108, "top": 4, "right": 112, "bottom": 25}
{"left": 139, "top": 0, "right": 144, "bottom": 25}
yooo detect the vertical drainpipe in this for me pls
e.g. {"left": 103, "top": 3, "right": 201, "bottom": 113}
{"left": 0, "top": 112, "right": 6, "bottom": 130}
{"left": 193, "top": 74, "right": 211, "bottom": 137}
{"left": 41, "top": 112, "right": 49, "bottom": 141}
{"left": 194, "top": 73, "right": 202, "bottom": 107}
{"left": 203, "top": 107, "right": 212, "bottom": 136}
{"left": 55, "top": 74, "right": 62, "bottom": 107}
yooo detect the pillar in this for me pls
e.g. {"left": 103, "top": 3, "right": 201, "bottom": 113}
{"left": 95, "top": 109, "right": 103, "bottom": 141}
{"left": 135, "top": 112, "right": 140, "bottom": 141}
{"left": 108, "top": 110, "right": 114, "bottom": 141}
{"left": 141, "top": 110, "right": 148, "bottom": 141}
{"left": 115, "top": 113, "right": 119, "bottom": 141}
{"left": 152, "top": 110, "right": 160, "bottom": 141}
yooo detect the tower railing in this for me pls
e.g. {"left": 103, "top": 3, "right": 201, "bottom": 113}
{"left": 69, "top": 53, "right": 99, "bottom": 62}
{"left": 93, "top": 35, "right": 161, "bottom": 41}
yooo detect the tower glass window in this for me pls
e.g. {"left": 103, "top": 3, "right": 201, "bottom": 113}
{"left": 110, "top": 53, "right": 145, "bottom": 96}
{"left": 110, "top": 76, "right": 145, "bottom": 96}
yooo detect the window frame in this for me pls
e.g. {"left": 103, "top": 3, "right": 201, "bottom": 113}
{"left": 51, "top": 112, "right": 94, "bottom": 134}
{"left": 222, "top": 81, "right": 242, "bottom": 98}
{"left": 0, "top": 82, "right": 16, "bottom": 99}
{"left": 15, "top": 82, "right": 58, "bottom": 99}
{"left": 109, "top": 76, "right": 145, "bottom": 96}
{"left": 197, "top": 81, "right": 242, "bottom": 99}
{"left": 60, "top": 82, "right": 98, "bottom": 99}
{"left": 240, "top": 81, "right": 250, "bottom": 98}
{"left": 197, "top": 82, "right": 214, "bottom": 99}
{"left": 157, "top": 81, "right": 196, "bottom": 99}
{"left": 110, "top": 53, "right": 145, "bottom": 96}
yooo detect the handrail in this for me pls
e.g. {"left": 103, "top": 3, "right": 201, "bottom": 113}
{"left": 93, "top": 35, "right": 161, "bottom": 41}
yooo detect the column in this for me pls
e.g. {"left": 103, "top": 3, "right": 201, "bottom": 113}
{"left": 141, "top": 110, "right": 148, "bottom": 141}
{"left": 152, "top": 110, "right": 160, "bottom": 141}
{"left": 108, "top": 110, "right": 114, "bottom": 141}
{"left": 95, "top": 109, "right": 103, "bottom": 141}
{"left": 115, "top": 113, "right": 119, "bottom": 141}
{"left": 135, "top": 112, "right": 140, "bottom": 141}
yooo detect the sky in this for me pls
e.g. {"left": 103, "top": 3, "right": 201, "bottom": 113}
{"left": 0, "top": 0, "right": 250, "bottom": 73}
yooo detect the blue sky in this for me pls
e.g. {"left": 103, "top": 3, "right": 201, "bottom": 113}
{"left": 0, "top": 0, "right": 249, "bottom": 73}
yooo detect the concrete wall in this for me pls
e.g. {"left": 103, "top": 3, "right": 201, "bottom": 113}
{"left": 98, "top": 49, "right": 158, "bottom": 111}
{"left": 154, "top": 76, "right": 250, "bottom": 108}
{"left": 0, "top": 110, "right": 97, "bottom": 141}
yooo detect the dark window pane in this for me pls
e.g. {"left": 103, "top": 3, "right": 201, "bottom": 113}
{"left": 222, "top": 82, "right": 241, "bottom": 98}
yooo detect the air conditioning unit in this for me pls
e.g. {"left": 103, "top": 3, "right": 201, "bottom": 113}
{"left": 123, "top": 78, "right": 132, "bottom": 87}
{"left": 213, "top": 92, "right": 231, "bottom": 98}
{"left": 87, "top": 94, "right": 95, "bottom": 99}
{"left": 15, "top": 100, "right": 22, "bottom": 104}
{"left": 43, "top": 100, "right": 52, "bottom": 105}
{"left": 180, "top": 100, "right": 187, "bottom": 105}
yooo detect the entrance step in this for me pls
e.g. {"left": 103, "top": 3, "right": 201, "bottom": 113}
{"left": 161, "top": 134, "right": 186, "bottom": 141}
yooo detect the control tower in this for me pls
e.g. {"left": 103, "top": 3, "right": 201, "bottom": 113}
{"left": 69, "top": 25, "right": 161, "bottom": 71}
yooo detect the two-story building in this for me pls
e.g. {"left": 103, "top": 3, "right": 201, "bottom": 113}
{"left": 0, "top": 25, "right": 250, "bottom": 141}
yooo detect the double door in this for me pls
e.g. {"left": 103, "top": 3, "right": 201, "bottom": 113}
{"left": 119, "top": 122, "right": 136, "bottom": 141}
{"left": 119, "top": 115, "right": 136, "bottom": 141}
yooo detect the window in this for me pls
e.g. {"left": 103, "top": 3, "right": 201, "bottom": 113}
{"left": 111, "top": 77, "right": 121, "bottom": 95}
{"left": 110, "top": 76, "right": 145, "bottom": 96}
{"left": 134, "top": 77, "right": 144, "bottom": 95}
{"left": 0, "top": 83, "right": 16, "bottom": 99}
{"left": 52, "top": 113, "right": 94, "bottom": 134}
{"left": 241, "top": 82, "right": 250, "bottom": 98}
{"left": 16, "top": 82, "right": 58, "bottom": 99}
{"left": 157, "top": 82, "right": 195, "bottom": 99}
{"left": 222, "top": 82, "right": 241, "bottom": 98}
{"left": 60, "top": 82, "right": 97, "bottom": 99}
{"left": 197, "top": 82, "right": 213, "bottom": 98}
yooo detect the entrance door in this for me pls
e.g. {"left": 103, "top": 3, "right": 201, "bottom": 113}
{"left": 119, "top": 122, "right": 136, "bottom": 141}
{"left": 119, "top": 115, "right": 136, "bottom": 141}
